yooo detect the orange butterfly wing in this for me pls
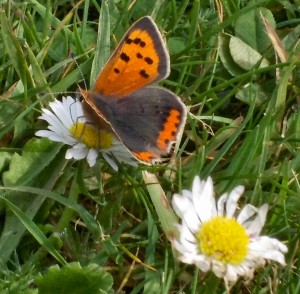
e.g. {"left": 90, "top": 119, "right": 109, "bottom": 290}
{"left": 93, "top": 16, "right": 170, "bottom": 97}
{"left": 81, "top": 16, "right": 186, "bottom": 165}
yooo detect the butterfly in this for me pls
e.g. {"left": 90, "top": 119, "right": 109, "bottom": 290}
{"left": 80, "top": 16, "right": 186, "bottom": 165}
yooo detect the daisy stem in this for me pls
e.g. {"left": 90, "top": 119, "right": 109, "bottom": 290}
{"left": 142, "top": 171, "right": 179, "bottom": 241}
{"left": 191, "top": 267, "right": 199, "bottom": 293}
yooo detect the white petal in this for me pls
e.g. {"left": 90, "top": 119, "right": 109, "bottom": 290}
{"left": 172, "top": 192, "right": 193, "bottom": 218}
{"left": 179, "top": 222, "right": 197, "bottom": 244}
{"left": 229, "top": 263, "right": 254, "bottom": 281}
{"left": 35, "top": 130, "right": 59, "bottom": 139}
{"left": 182, "top": 189, "right": 193, "bottom": 200}
{"left": 68, "top": 98, "right": 85, "bottom": 122}
{"left": 194, "top": 255, "right": 211, "bottom": 272}
{"left": 40, "top": 108, "right": 70, "bottom": 132}
{"left": 182, "top": 210, "right": 201, "bottom": 233}
{"left": 249, "top": 236, "right": 288, "bottom": 261}
{"left": 225, "top": 185, "right": 244, "bottom": 218}
{"left": 237, "top": 204, "right": 257, "bottom": 225}
{"left": 178, "top": 239, "right": 198, "bottom": 255}
{"left": 211, "top": 260, "right": 227, "bottom": 278}
{"left": 224, "top": 265, "right": 238, "bottom": 282}
{"left": 49, "top": 98, "right": 74, "bottom": 128}
{"left": 47, "top": 123, "right": 71, "bottom": 138}
{"left": 217, "top": 193, "right": 228, "bottom": 216}
{"left": 101, "top": 138, "right": 137, "bottom": 168}
{"left": 173, "top": 240, "right": 199, "bottom": 262}
{"left": 174, "top": 223, "right": 199, "bottom": 256}
{"left": 245, "top": 204, "right": 268, "bottom": 237}
{"left": 262, "top": 251, "right": 286, "bottom": 265}
{"left": 66, "top": 146, "right": 88, "bottom": 160}
{"left": 172, "top": 192, "right": 201, "bottom": 233}
{"left": 172, "top": 240, "right": 191, "bottom": 256}
{"left": 36, "top": 130, "right": 76, "bottom": 145}
{"left": 178, "top": 253, "right": 199, "bottom": 265}
{"left": 192, "top": 176, "right": 217, "bottom": 222}
{"left": 174, "top": 243, "right": 210, "bottom": 272}
{"left": 38, "top": 115, "right": 70, "bottom": 140}
{"left": 39, "top": 108, "right": 66, "bottom": 130}
{"left": 102, "top": 153, "right": 119, "bottom": 171}
{"left": 231, "top": 263, "right": 247, "bottom": 276}
{"left": 86, "top": 149, "right": 98, "bottom": 167}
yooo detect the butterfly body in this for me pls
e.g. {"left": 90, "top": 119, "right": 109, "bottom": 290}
{"left": 81, "top": 16, "right": 186, "bottom": 164}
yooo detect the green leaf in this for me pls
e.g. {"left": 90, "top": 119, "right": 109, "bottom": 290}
{"left": 168, "top": 37, "right": 186, "bottom": 55}
{"left": 142, "top": 171, "right": 178, "bottom": 241}
{"left": 282, "top": 23, "right": 300, "bottom": 54}
{"left": 218, "top": 33, "right": 246, "bottom": 76}
{"left": 229, "top": 36, "right": 269, "bottom": 70}
{"left": 236, "top": 83, "right": 269, "bottom": 105}
{"left": 35, "top": 262, "right": 113, "bottom": 294}
{"left": 2, "top": 138, "right": 62, "bottom": 186}
{"left": 0, "top": 152, "right": 11, "bottom": 176}
{"left": 234, "top": 7, "right": 276, "bottom": 52}
{"left": 90, "top": 1, "right": 110, "bottom": 89}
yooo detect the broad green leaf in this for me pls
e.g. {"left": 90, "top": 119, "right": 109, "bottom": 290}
{"left": 3, "top": 139, "right": 62, "bottom": 186}
{"left": 234, "top": 7, "right": 276, "bottom": 52}
{"left": 35, "top": 262, "right": 113, "bottom": 294}
{"left": 218, "top": 33, "right": 245, "bottom": 76}
{"left": 168, "top": 37, "right": 187, "bottom": 55}
{"left": 229, "top": 36, "right": 269, "bottom": 70}
{"left": 236, "top": 83, "right": 269, "bottom": 105}
{"left": 282, "top": 24, "right": 300, "bottom": 53}
{"left": 0, "top": 152, "right": 11, "bottom": 176}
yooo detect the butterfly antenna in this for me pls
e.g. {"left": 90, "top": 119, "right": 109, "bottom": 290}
{"left": 72, "top": 54, "right": 88, "bottom": 91}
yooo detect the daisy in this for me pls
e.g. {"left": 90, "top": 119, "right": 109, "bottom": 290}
{"left": 35, "top": 96, "right": 136, "bottom": 170}
{"left": 172, "top": 176, "right": 287, "bottom": 288}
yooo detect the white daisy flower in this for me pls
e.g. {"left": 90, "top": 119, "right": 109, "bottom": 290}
{"left": 172, "top": 176, "right": 287, "bottom": 287}
{"left": 35, "top": 96, "right": 136, "bottom": 170}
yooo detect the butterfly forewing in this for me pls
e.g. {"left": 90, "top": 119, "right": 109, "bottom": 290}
{"left": 94, "top": 16, "right": 170, "bottom": 97}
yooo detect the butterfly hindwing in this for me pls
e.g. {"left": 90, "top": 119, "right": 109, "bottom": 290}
{"left": 83, "top": 87, "right": 186, "bottom": 164}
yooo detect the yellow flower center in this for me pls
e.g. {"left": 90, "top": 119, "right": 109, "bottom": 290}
{"left": 197, "top": 216, "right": 249, "bottom": 264}
{"left": 70, "top": 122, "right": 113, "bottom": 149}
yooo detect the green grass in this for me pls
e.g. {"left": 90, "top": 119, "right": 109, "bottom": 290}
{"left": 0, "top": 0, "right": 299, "bottom": 293}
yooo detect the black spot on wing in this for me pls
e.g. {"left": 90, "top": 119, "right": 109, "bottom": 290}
{"left": 120, "top": 52, "right": 130, "bottom": 62}
{"left": 144, "top": 57, "right": 153, "bottom": 64}
{"left": 139, "top": 70, "right": 149, "bottom": 79}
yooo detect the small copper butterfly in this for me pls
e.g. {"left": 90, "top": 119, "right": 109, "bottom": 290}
{"left": 80, "top": 16, "right": 187, "bottom": 165}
